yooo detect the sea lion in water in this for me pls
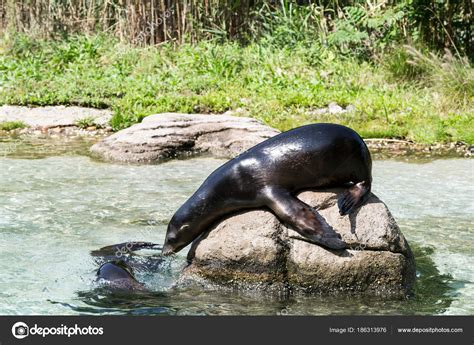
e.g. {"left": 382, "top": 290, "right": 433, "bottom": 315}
{"left": 96, "top": 261, "right": 145, "bottom": 292}
{"left": 162, "top": 123, "right": 372, "bottom": 254}
{"left": 92, "top": 242, "right": 163, "bottom": 292}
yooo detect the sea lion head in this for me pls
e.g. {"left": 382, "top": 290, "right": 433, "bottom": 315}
{"left": 162, "top": 217, "right": 196, "bottom": 255}
{"left": 96, "top": 260, "right": 144, "bottom": 291}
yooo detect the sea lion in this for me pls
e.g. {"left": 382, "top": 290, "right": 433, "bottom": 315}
{"left": 92, "top": 242, "right": 164, "bottom": 292}
{"left": 96, "top": 261, "right": 145, "bottom": 292}
{"left": 162, "top": 123, "right": 372, "bottom": 254}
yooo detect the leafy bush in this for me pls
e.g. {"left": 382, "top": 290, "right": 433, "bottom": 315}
{"left": 75, "top": 117, "right": 97, "bottom": 129}
{"left": 327, "top": 4, "right": 406, "bottom": 58}
{"left": 0, "top": 121, "right": 26, "bottom": 131}
{"left": 251, "top": 0, "right": 326, "bottom": 47}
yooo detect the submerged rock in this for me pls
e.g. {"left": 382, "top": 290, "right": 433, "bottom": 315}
{"left": 178, "top": 190, "right": 415, "bottom": 296}
{"left": 90, "top": 113, "right": 279, "bottom": 163}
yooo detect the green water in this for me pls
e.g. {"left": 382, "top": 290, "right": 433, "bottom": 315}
{"left": 0, "top": 137, "right": 472, "bottom": 315}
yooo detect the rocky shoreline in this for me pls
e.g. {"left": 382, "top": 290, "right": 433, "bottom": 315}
{"left": 0, "top": 105, "right": 113, "bottom": 137}
{"left": 365, "top": 138, "right": 472, "bottom": 159}
{"left": 0, "top": 106, "right": 471, "bottom": 158}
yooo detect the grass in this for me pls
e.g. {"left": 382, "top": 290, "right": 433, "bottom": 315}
{"left": 75, "top": 116, "right": 97, "bottom": 129}
{"left": 0, "top": 120, "right": 27, "bottom": 131}
{"left": 0, "top": 34, "right": 472, "bottom": 144}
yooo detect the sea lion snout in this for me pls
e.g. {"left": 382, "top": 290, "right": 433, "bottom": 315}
{"left": 164, "top": 218, "right": 200, "bottom": 254}
{"left": 161, "top": 243, "right": 175, "bottom": 255}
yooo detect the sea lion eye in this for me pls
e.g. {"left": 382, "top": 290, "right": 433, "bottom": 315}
{"left": 180, "top": 224, "right": 190, "bottom": 231}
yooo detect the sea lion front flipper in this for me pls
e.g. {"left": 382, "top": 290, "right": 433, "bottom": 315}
{"left": 91, "top": 242, "right": 162, "bottom": 257}
{"left": 267, "top": 190, "right": 346, "bottom": 250}
{"left": 338, "top": 181, "right": 370, "bottom": 216}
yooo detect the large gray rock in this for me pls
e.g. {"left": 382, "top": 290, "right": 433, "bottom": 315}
{"left": 179, "top": 190, "right": 415, "bottom": 296}
{"left": 90, "top": 113, "right": 279, "bottom": 163}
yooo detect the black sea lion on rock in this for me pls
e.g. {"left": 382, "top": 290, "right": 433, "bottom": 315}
{"left": 163, "top": 123, "right": 372, "bottom": 254}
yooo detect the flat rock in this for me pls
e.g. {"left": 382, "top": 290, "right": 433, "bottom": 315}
{"left": 179, "top": 190, "right": 415, "bottom": 296}
{"left": 90, "top": 113, "right": 280, "bottom": 163}
{"left": 0, "top": 105, "right": 112, "bottom": 129}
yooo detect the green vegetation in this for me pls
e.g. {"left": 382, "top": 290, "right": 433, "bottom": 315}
{"left": 75, "top": 117, "right": 98, "bottom": 129}
{"left": 1, "top": 34, "right": 472, "bottom": 143}
{"left": 2, "top": 1, "right": 471, "bottom": 58}
{"left": 0, "top": 1, "right": 472, "bottom": 144}
{"left": 0, "top": 120, "right": 26, "bottom": 131}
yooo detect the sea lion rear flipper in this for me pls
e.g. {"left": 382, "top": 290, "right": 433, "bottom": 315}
{"left": 267, "top": 190, "right": 346, "bottom": 250}
{"left": 338, "top": 181, "right": 370, "bottom": 216}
